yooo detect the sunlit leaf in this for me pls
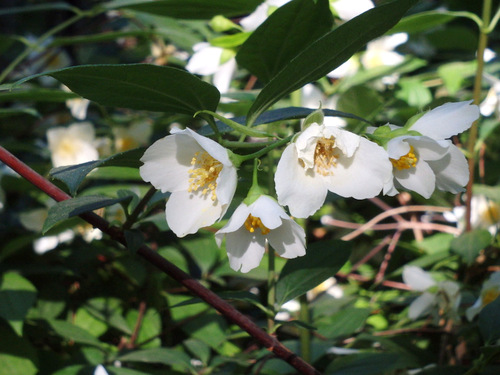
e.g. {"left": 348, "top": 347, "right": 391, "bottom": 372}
{"left": 236, "top": 0, "right": 333, "bottom": 83}
{"left": 246, "top": 0, "right": 417, "bottom": 125}
{"left": 48, "top": 319, "right": 102, "bottom": 347}
{"left": 0, "top": 324, "right": 38, "bottom": 375}
{"left": 117, "top": 348, "right": 192, "bottom": 369}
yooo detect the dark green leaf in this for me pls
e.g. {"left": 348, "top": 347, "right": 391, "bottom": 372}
{"left": 0, "top": 108, "right": 40, "bottom": 118}
{"left": 337, "top": 86, "right": 383, "bottom": 121}
{"left": 318, "top": 307, "right": 371, "bottom": 339}
{"left": 0, "top": 273, "right": 37, "bottom": 336}
{"left": 49, "top": 148, "right": 145, "bottom": 195}
{"left": 48, "top": 319, "right": 102, "bottom": 347}
{"left": 43, "top": 195, "right": 132, "bottom": 233}
{"left": 117, "top": 348, "right": 192, "bottom": 369}
{"left": 17, "top": 64, "right": 220, "bottom": 115}
{"left": 236, "top": 0, "right": 333, "bottom": 83}
{"left": 0, "top": 88, "right": 77, "bottom": 102}
{"left": 389, "top": 10, "right": 457, "bottom": 34}
{"left": 450, "top": 230, "right": 492, "bottom": 265}
{"left": 276, "top": 240, "right": 351, "bottom": 305}
{"left": 106, "top": 0, "right": 263, "bottom": 19}
{"left": 199, "top": 107, "right": 372, "bottom": 136}
{"left": 247, "top": 0, "right": 417, "bottom": 125}
{"left": 124, "top": 230, "right": 145, "bottom": 253}
{"left": 325, "top": 353, "right": 404, "bottom": 375}
{"left": 478, "top": 296, "right": 500, "bottom": 344}
{"left": 0, "top": 2, "right": 75, "bottom": 16}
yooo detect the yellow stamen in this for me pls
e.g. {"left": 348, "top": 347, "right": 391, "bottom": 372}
{"left": 390, "top": 145, "right": 417, "bottom": 170}
{"left": 187, "top": 151, "right": 223, "bottom": 201}
{"left": 314, "top": 137, "right": 339, "bottom": 176}
{"left": 116, "top": 136, "right": 138, "bottom": 151}
{"left": 244, "top": 214, "right": 271, "bottom": 235}
{"left": 480, "top": 201, "right": 500, "bottom": 225}
{"left": 482, "top": 288, "right": 500, "bottom": 307}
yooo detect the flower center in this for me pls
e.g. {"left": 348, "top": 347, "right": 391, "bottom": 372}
{"left": 116, "top": 136, "right": 138, "bottom": 152}
{"left": 244, "top": 214, "right": 270, "bottom": 235}
{"left": 314, "top": 137, "right": 339, "bottom": 176}
{"left": 188, "top": 151, "right": 223, "bottom": 201}
{"left": 482, "top": 288, "right": 500, "bottom": 307}
{"left": 390, "top": 145, "right": 417, "bottom": 170}
{"left": 58, "top": 138, "right": 79, "bottom": 157}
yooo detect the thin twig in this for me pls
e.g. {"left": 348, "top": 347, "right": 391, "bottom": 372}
{"left": 375, "top": 230, "right": 402, "bottom": 284}
{"left": 0, "top": 146, "right": 320, "bottom": 375}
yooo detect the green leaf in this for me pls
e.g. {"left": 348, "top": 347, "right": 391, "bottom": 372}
{"left": 276, "top": 240, "right": 351, "bottom": 305}
{"left": 478, "top": 295, "right": 500, "bottom": 344}
{"left": 438, "top": 62, "right": 477, "bottom": 95}
{"left": 389, "top": 10, "right": 457, "bottom": 34}
{"left": 17, "top": 64, "right": 220, "bottom": 115}
{"left": 85, "top": 298, "right": 132, "bottom": 335}
{"left": 48, "top": 319, "right": 103, "bottom": 347}
{"left": 325, "top": 353, "right": 404, "bottom": 375}
{"left": 0, "top": 324, "right": 38, "bottom": 375}
{"left": 236, "top": 0, "right": 333, "bottom": 83}
{"left": 106, "top": 0, "right": 263, "bottom": 19}
{"left": 117, "top": 348, "right": 192, "bottom": 369}
{"left": 246, "top": 0, "right": 417, "bottom": 125}
{"left": 0, "top": 2, "right": 75, "bottom": 16}
{"left": 0, "top": 273, "right": 37, "bottom": 336}
{"left": 450, "top": 229, "right": 492, "bottom": 265}
{"left": 395, "top": 78, "right": 432, "bottom": 108}
{"left": 317, "top": 307, "right": 371, "bottom": 339}
{"left": 183, "top": 339, "right": 211, "bottom": 366}
{"left": 199, "top": 107, "right": 372, "bottom": 136}
{"left": 0, "top": 88, "right": 77, "bottom": 102}
{"left": 43, "top": 195, "right": 132, "bottom": 234}
{"left": 337, "top": 86, "right": 383, "bottom": 121}
{"left": 124, "top": 230, "right": 145, "bottom": 253}
{"left": 50, "top": 148, "right": 144, "bottom": 195}
{"left": 0, "top": 108, "right": 40, "bottom": 119}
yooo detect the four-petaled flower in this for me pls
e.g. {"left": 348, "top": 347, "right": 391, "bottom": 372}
{"left": 215, "top": 195, "right": 306, "bottom": 273}
{"left": 383, "top": 101, "right": 480, "bottom": 198}
{"left": 275, "top": 122, "right": 393, "bottom": 218}
{"left": 466, "top": 271, "right": 500, "bottom": 321}
{"left": 140, "top": 128, "right": 237, "bottom": 238}
{"left": 403, "top": 266, "right": 461, "bottom": 320}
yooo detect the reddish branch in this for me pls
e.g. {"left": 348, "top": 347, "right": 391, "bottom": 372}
{"left": 0, "top": 146, "right": 320, "bottom": 375}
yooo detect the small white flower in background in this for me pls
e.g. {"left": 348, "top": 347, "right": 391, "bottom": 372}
{"left": 239, "top": 0, "right": 291, "bottom": 31}
{"left": 466, "top": 272, "right": 500, "bottom": 321}
{"left": 301, "top": 84, "right": 346, "bottom": 128}
{"left": 94, "top": 365, "right": 109, "bottom": 375}
{"left": 403, "top": 266, "right": 461, "bottom": 320}
{"left": 140, "top": 128, "right": 237, "bottom": 238}
{"left": 443, "top": 195, "right": 500, "bottom": 235}
{"left": 330, "top": 0, "right": 374, "bottom": 21}
{"left": 327, "top": 57, "right": 360, "bottom": 79}
{"left": 215, "top": 195, "right": 306, "bottom": 273}
{"left": 382, "top": 101, "right": 480, "bottom": 198}
{"left": 480, "top": 73, "right": 500, "bottom": 118}
{"left": 113, "top": 120, "right": 153, "bottom": 152}
{"left": 361, "top": 33, "right": 408, "bottom": 70}
{"left": 275, "top": 120, "right": 393, "bottom": 218}
{"left": 275, "top": 299, "right": 300, "bottom": 321}
{"left": 185, "top": 42, "right": 236, "bottom": 93}
{"left": 47, "top": 122, "right": 99, "bottom": 167}
{"left": 62, "top": 85, "right": 90, "bottom": 120}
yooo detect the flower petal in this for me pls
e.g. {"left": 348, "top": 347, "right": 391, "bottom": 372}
{"left": 225, "top": 228, "right": 267, "bottom": 273}
{"left": 393, "top": 158, "right": 436, "bottom": 198}
{"left": 427, "top": 144, "right": 469, "bottom": 194}
{"left": 410, "top": 101, "right": 479, "bottom": 140}
{"left": 166, "top": 190, "right": 223, "bottom": 237}
{"left": 182, "top": 128, "right": 233, "bottom": 166}
{"left": 275, "top": 144, "right": 328, "bottom": 218}
{"left": 139, "top": 133, "right": 199, "bottom": 192}
{"left": 215, "top": 164, "right": 238, "bottom": 214}
{"left": 324, "top": 136, "right": 392, "bottom": 199}
{"left": 250, "top": 195, "right": 287, "bottom": 230}
{"left": 408, "top": 292, "right": 436, "bottom": 320}
{"left": 402, "top": 266, "right": 436, "bottom": 291}
{"left": 267, "top": 218, "right": 306, "bottom": 259}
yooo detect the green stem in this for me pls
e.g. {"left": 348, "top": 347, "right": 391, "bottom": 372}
{"left": 299, "top": 294, "right": 311, "bottom": 363}
{"left": 123, "top": 187, "right": 157, "bottom": 230}
{"left": 0, "top": 10, "right": 90, "bottom": 84}
{"left": 465, "top": 0, "right": 492, "bottom": 231}
{"left": 234, "top": 135, "right": 293, "bottom": 164}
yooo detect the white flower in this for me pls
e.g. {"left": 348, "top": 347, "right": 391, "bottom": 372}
{"left": 331, "top": 0, "right": 374, "bottom": 21}
{"left": 275, "top": 122, "right": 393, "bottom": 218}
{"left": 140, "top": 128, "right": 237, "bottom": 238}
{"left": 215, "top": 195, "right": 306, "bottom": 273}
{"left": 466, "top": 272, "right": 500, "bottom": 321}
{"left": 113, "top": 120, "right": 153, "bottom": 152}
{"left": 47, "top": 122, "right": 99, "bottom": 167}
{"left": 361, "top": 33, "right": 408, "bottom": 70}
{"left": 240, "top": 0, "right": 291, "bottom": 31}
{"left": 185, "top": 42, "right": 236, "bottom": 93}
{"left": 444, "top": 195, "right": 500, "bottom": 235}
{"left": 94, "top": 365, "right": 109, "bottom": 375}
{"left": 327, "top": 57, "right": 360, "bottom": 79}
{"left": 480, "top": 73, "right": 500, "bottom": 118}
{"left": 402, "top": 266, "right": 461, "bottom": 320}
{"left": 62, "top": 85, "right": 90, "bottom": 120}
{"left": 383, "top": 101, "right": 480, "bottom": 198}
